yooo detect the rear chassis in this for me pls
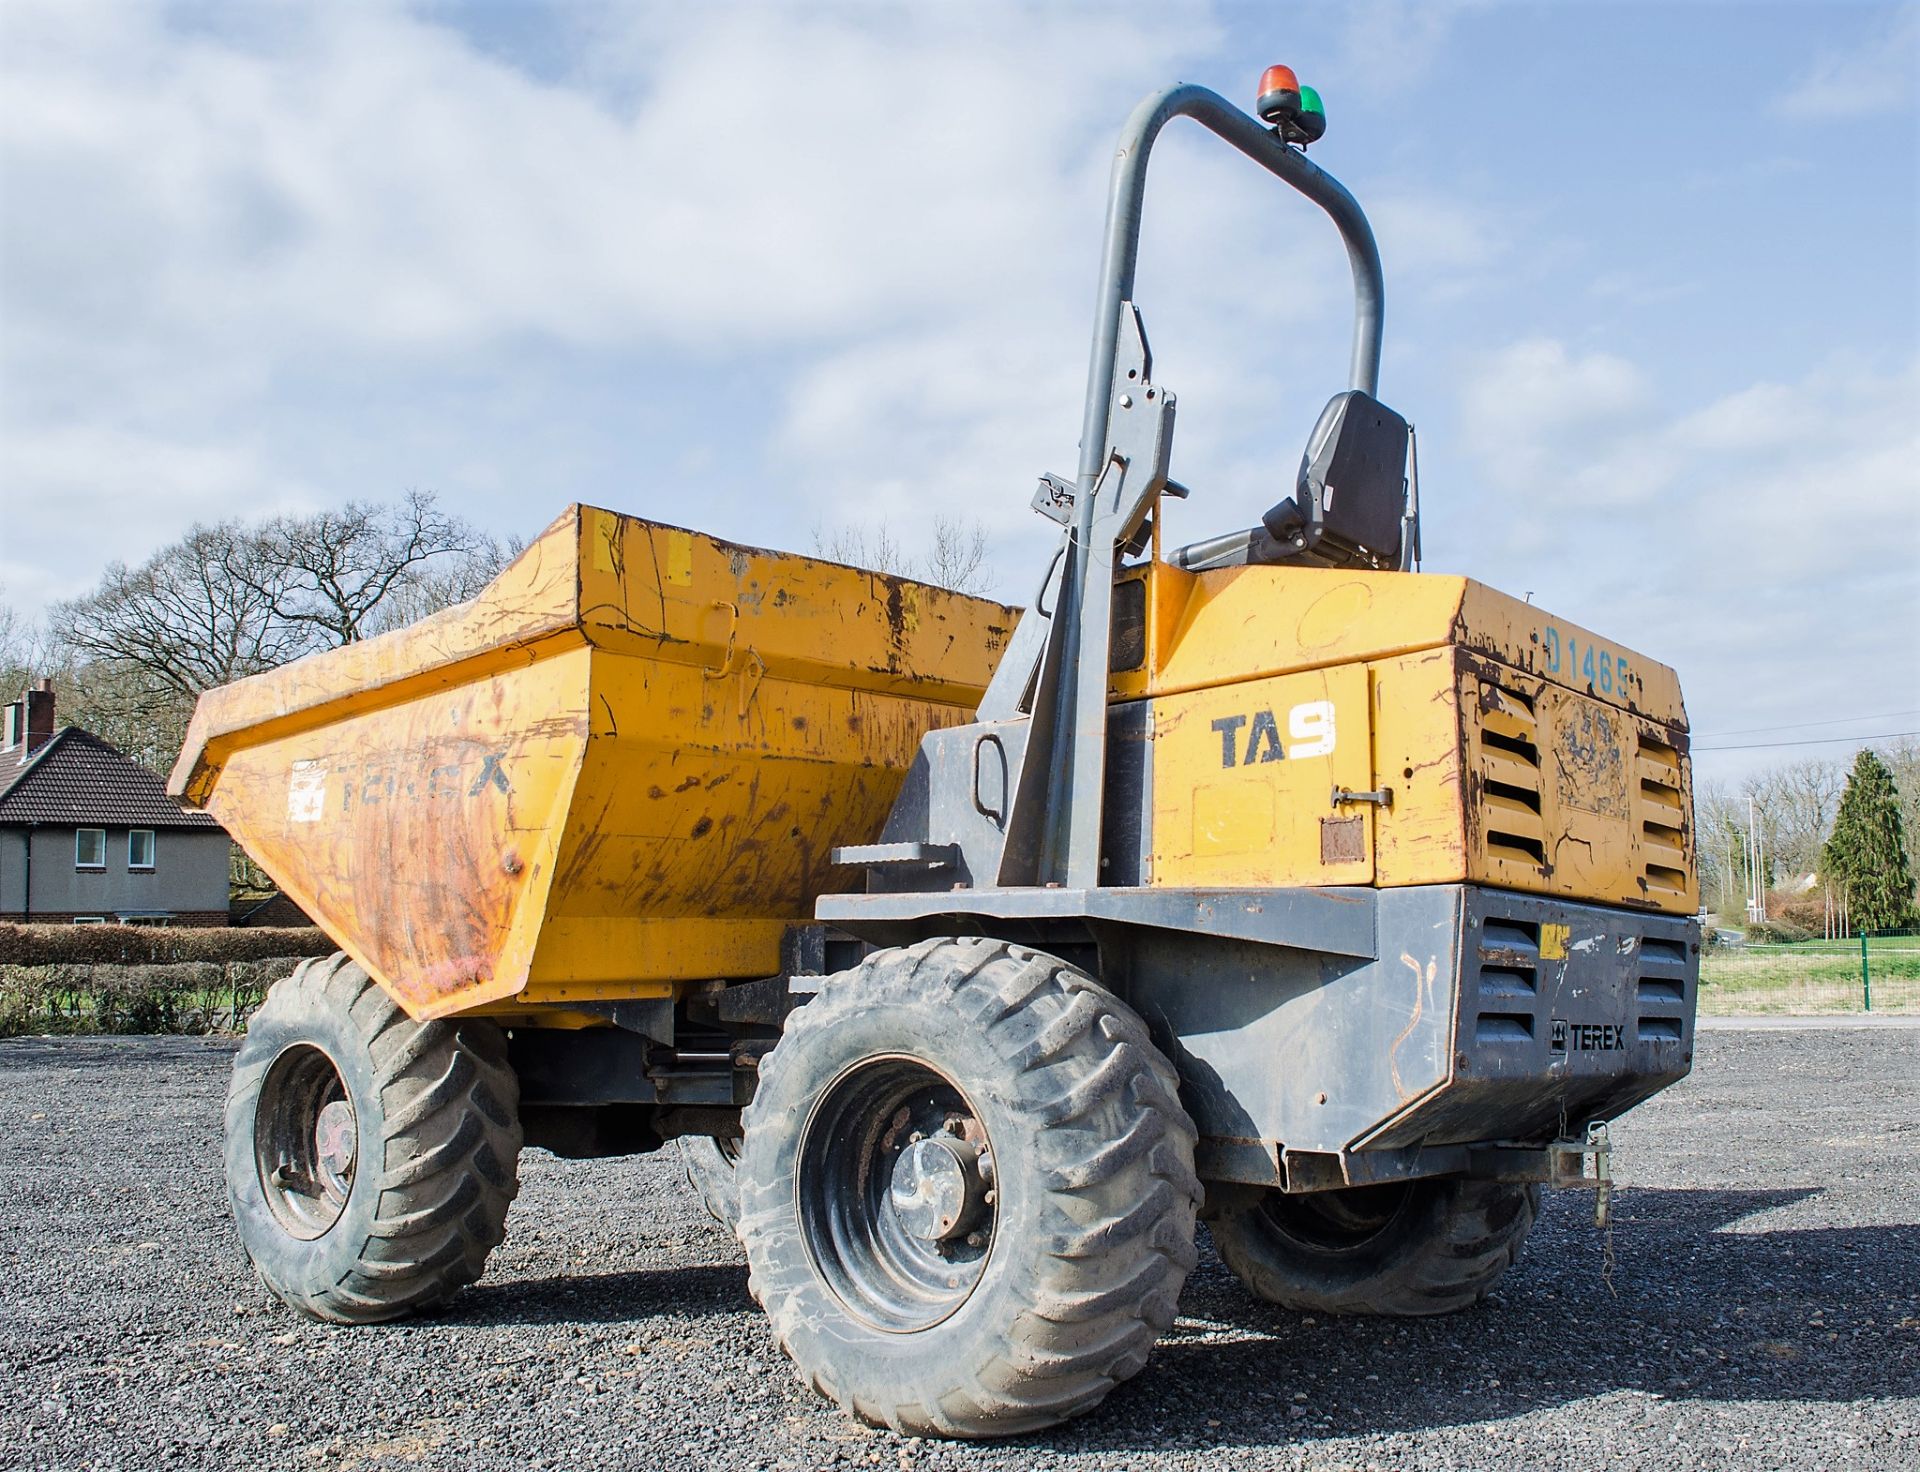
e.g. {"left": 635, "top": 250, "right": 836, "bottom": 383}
{"left": 816, "top": 884, "right": 1698, "bottom": 1196}
{"left": 499, "top": 881, "right": 1697, "bottom": 1199}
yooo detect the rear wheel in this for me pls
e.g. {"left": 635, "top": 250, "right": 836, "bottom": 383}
{"left": 1208, "top": 1177, "right": 1539, "bottom": 1316}
{"left": 225, "top": 953, "right": 522, "bottom": 1324}
{"left": 678, "top": 1135, "right": 742, "bottom": 1234}
{"left": 736, "top": 937, "right": 1200, "bottom": 1438}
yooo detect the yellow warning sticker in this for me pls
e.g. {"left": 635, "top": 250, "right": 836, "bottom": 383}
{"left": 1540, "top": 922, "right": 1570, "bottom": 961}
{"left": 590, "top": 510, "right": 617, "bottom": 573}
{"left": 666, "top": 529, "right": 694, "bottom": 586}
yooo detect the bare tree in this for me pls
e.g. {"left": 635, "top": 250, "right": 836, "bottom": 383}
{"left": 44, "top": 493, "right": 504, "bottom": 770}
{"left": 239, "top": 490, "right": 475, "bottom": 645}
{"left": 1743, "top": 759, "right": 1847, "bottom": 880}
{"left": 812, "top": 521, "right": 908, "bottom": 579}
{"left": 810, "top": 516, "right": 996, "bottom": 597}
{"left": 53, "top": 524, "right": 311, "bottom": 700}
{"left": 923, "top": 515, "right": 991, "bottom": 596}
{"left": 1694, "top": 778, "right": 1747, "bottom": 917}
{"left": 367, "top": 531, "right": 523, "bottom": 635}
{"left": 0, "top": 591, "right": 49, "bottom": 699}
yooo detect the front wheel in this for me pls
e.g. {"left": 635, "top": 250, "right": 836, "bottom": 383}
{"left": 225, "top": 953, "right": 522, "bottom": 1324}
{"left": 736, "top": 937, "right": 1200, "bottom": 1439}
{"left": 1208, "top": 1177, "right": 1540, "bottom": 1316}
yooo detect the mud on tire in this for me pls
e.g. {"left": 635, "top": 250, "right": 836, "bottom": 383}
{"left": 1208, "top": 1176, "right": 1540, "bottom": 1316}
{"left": 736, "top": 937, "right": 1201, "bottom": 1439}
{"left": 225, "top": 952, "right": 522, "bottom": 1324}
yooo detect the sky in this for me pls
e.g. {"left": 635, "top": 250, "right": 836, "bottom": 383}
{"left": 1, "top": 0, "right": 1915, "bottom": 789}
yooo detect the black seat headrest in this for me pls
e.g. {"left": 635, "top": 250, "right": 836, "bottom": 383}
{"left": 1263, "top": 390, "right": 1409, "bottom": 569}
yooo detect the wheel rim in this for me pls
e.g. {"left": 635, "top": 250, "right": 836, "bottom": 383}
{"left": 1255, "top": 1181, "right": 1414, "bottom": 1255}
{"left": 254, "top": 1043, "right": 357, "bottom": 1239}
{"left": 797, "top": 1055, "right": 997, "bottom": 1333}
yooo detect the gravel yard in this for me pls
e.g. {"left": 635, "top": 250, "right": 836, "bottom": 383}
{"left": 1, "top": 1026, "right": 1915, "bottom": 1472}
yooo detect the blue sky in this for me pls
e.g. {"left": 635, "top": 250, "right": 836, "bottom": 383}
{"left": 2, "top": 0, "right": 1915, "bottom": 788}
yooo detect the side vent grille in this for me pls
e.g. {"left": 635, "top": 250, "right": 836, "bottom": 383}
{"left": 1478, "top": 684, "right": 1546, "bottom": 869}
{"left": 1474, "top": 917, "right": 1539, "bottom": 1045}
{"left": 1636, "top": 934, "right": 1691, "bottom": 1043}
{"left": 1635, "top": 734, "right": 1690, "bottom": 901}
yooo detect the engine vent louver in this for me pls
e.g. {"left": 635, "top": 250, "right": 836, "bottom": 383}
{"left": 1636, "top": 934, "right": 1691, "bottom": 1043}
{"left": 1635, "top": 734, "right": 1689, "bottom": 901}
{"left": 1478, "top": 684, "right": 1547, "bottom": 870}
{"left": 1473, "top": 916, "right": 1539, "bottom": 1045}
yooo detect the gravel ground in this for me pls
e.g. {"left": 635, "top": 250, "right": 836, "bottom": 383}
{"left": 2, "top": 1026, "right": 1915, "bottom": 1471}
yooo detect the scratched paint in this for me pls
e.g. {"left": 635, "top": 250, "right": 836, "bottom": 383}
{"left": 171, "top": 506, "right": 1018, "bottom": 1020}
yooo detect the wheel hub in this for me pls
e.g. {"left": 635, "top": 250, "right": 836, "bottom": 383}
{"left": 254, "top": 1043, "right": 357, "bottom": 1239}
{"left": 890, "top": 1136, "right": 986, "bottom": 1242}
{"left": 315, "top": 1099, "right": 357, "bottom": 1181}
{"left": 796, "top": 1059, "right": 998, "bottom": 1332}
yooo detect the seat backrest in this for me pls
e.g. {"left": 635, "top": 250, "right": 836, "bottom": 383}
{"left": 1262, "top": 390, "right": 1409, "bottom": 568}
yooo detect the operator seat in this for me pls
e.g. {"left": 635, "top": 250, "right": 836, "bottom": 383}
{"left": 1261, "top": 389, "right": 1410, "bottom": 569}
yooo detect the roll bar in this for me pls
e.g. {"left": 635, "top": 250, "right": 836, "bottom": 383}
{"left": 1071, "top": 83, "right": 1383, "bottom": 503}
{"left": 1001, "top": 81, "right": 1390, "bottom": 891}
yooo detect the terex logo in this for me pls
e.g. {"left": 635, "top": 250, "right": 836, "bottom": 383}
{"left": 1550, "top": 1018, "right": 1626, "bottom": 1052}
{"left": 1209, "top": 700, "right": 1337, "bottom": 768}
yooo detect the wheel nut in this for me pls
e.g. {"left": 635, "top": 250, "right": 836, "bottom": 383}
{"left": 966, "top": 1231, "right": 986, "bottom": 1249}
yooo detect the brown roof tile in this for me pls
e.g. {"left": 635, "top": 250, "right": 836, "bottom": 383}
{"left": 0, "top": 727, "right": 224, "bottom": 829}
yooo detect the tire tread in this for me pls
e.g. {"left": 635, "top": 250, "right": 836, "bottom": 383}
{"left": 226, "top": 953, "right": 521, "bottom": 1325}
{"left": 736, "top": 937, "right": 1200, "bottom": 1438}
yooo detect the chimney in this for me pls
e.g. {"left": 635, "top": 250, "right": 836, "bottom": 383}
{"left": 6, "top": 679, "right": 55, "bottom": 764}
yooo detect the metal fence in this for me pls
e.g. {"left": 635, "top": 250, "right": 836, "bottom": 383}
{"left": 1699, "top": 929, "right": 1920, "bottom": 1015}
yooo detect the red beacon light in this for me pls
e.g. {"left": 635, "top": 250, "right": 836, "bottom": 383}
{"left": 1256, "top": 65, "right": 1326, "bottom": 146}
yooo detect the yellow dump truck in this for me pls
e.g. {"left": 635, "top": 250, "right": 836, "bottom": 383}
{"left": 175, "top": 70, "right": 1699, "bottom": 1440}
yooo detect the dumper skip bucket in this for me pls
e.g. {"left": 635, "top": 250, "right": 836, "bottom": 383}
{"left": 171, "top": 506, "right": 1017, "bottom": 1018}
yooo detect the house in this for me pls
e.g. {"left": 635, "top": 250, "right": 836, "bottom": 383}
{"left": 0, "top": 681, "right": 231, "bottom": 925}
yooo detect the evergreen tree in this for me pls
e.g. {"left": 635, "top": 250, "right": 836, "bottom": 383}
{"left": 1822, "top": 749, "right": 1917, "bottom": 931}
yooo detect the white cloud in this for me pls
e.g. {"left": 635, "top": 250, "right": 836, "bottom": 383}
{"left": 1779, "top": 8, "right": 1918, "bottom": 119}
{"left": 0, "top": 3, "right": 1213, "bottom": 362}
{"left": 1452, "top": 346, "right": 1920, "bottom": 782}
{"left": 1458, "top": 338, "right": 1653, "bottom": 500}
{"left": 1332, "top": 0, "right": 1482, "bottom": 98}
{"left": 0, "top": 423, "right": 317, "bottom": 611}
{"left": 0, "top": 0, "right": 1227, "bottom": 611}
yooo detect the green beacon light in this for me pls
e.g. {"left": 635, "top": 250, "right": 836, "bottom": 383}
{"left": 1295, "top": 85, "right": 1326, "bottom": 143}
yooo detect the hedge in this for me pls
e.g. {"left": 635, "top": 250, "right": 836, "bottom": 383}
{"left": 0, "top": 958, "right": 314, "bottom": 1037}
{"left": 0, "top": 923, "right": 335, "bottom": 967}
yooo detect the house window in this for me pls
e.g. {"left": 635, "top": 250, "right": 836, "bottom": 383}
{"left": 72, "top": 916, "right": 107, "bottom": 925}
{"left": 129, "top": 829, "right": 155, "bottom": 870}
{"left": 75, "top": 829, "right": 106, "bottom": 870}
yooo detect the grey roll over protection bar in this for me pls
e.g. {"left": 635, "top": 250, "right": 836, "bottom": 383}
{"left": 1004, "top": 81, "right": 1394, "bottom": 892}
{"left": 1072, "top": 82, "right": 1384, "bottom": 499}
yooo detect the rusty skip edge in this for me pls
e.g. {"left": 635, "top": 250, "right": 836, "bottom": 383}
{"left": 168, "top": 506, "right": 589, "bottom": 805}
{"left": 170, "top": 504, "right": 1019, "bottom": 807}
